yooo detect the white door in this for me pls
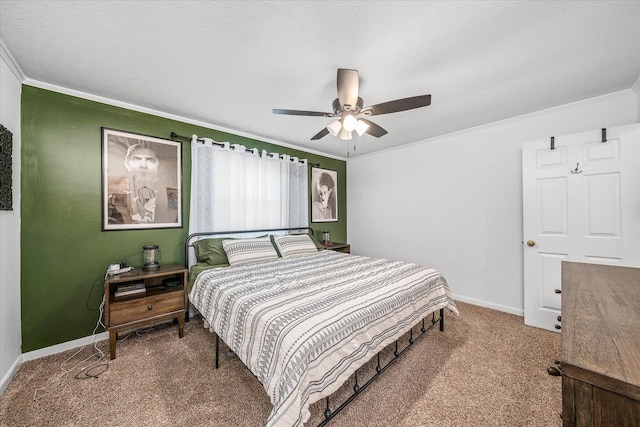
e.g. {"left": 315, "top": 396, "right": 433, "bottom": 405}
{"left": 522, "top": 124, "right": 640, "bottom": 332}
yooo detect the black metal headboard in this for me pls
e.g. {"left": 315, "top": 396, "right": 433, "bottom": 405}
{"left": 184, "top": 226, "right": 315, "bottom": 268}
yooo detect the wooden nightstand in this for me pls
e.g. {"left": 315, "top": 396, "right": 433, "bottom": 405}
{"left": 323, "top": 242, "right": 350, "bottom": 254}
{"left": 104, "top": 264, "right": 188, "bottom": 360}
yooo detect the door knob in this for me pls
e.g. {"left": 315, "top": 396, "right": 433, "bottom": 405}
{"left": 527, "top": 240, "right": 536, "bottom": 247}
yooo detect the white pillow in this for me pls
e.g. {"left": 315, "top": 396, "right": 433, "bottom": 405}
{"left": 273, "top": 234, "right": 318, "bottom": 258}
{"left": 222, "top": 237, "right": 279, "bottom": 267}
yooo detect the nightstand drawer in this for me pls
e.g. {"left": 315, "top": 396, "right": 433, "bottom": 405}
{"left": 110, "top": 290, "right": 184, "bottom": 325}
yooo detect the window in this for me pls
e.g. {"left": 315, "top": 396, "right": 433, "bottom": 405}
{"left": 189, "top": 138, "right": 308, "bottom": 234}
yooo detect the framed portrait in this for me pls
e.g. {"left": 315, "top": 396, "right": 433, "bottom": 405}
{"left": 101, "top": 128, "right": 182, "bottom": 231}
{"left": 311, "top": 167, "right": 338, "bottom": 222}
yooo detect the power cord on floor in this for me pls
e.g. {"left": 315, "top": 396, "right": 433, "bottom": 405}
{"left": 34, "top": 258, "right": 177, "bottom": 400}
{"left": 114, "top": 320, "right": 174, "bottom": 344}
{"left": 86, "top": 274, "right": 106, "bottom": 312}
{"left": 33, "top": 296, "right": 109, "bottom": 400}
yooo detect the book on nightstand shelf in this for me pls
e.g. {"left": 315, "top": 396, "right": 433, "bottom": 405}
{"left": 114, "top": 281, "right": 145, "bottom": 297}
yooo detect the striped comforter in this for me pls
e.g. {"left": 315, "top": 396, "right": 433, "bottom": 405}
{"left": 189, "top": 250, "right": 458, "bottom": 426}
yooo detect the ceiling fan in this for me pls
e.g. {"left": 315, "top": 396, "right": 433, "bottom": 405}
{"left": 273, "top": 68, "right": 431, "bottom": 141}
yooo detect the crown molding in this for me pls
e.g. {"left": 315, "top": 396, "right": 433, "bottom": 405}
{"left": 20, "top": 77, "right": 347, "bottom": 162}
{"left": 349, "top": 89, "right": 636, "bottom": 161}
{"left": 0, "top": 38, "right": 26, "bottom": 82}
{"left": 1, "top": 35, "right": 346, "bottom": 161}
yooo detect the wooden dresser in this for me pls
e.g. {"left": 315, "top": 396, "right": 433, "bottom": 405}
{"left": 561, "top": 262, "right": 640, "bottom": 426}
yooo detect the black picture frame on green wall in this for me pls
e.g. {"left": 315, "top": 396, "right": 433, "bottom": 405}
{"left": 311, "top": 167, "right": 338, "bottom": 222}
{"left": 101, "top": 127, "right": 182, "bottom": 231}
{"left": 0, "top": 124, "right": 12, "bottom": 211}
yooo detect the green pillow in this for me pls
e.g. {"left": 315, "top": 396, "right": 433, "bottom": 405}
{"left": 269, "top": 235, "right": 282, "bottom": 257}
{"left": 193, "top": 235, "right": 268, "bottom": 264}
{"left": 308, "top": 233, "right": 326, "bottom": 250}
{"left": 193, "top": 238, "right": 230, "bottom": 265}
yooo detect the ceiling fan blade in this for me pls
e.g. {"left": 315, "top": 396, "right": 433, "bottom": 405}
{"left": 273, "top": 109, "right": 334, "bottom": 117}
{"left": 337, "top": 69, "right": 359, "bottom": 111}
{"left": 358, "top": 119, "right": 388, "bottom": 138}
{"left": 311, "top": 128, "right": 330, "bottom": 140}
{"left": 363, "top": 94, "right": 431, "bottom": 116}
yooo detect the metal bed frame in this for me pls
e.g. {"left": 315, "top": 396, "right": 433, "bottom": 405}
{"left": 184, "top": 227, "right": 447, "bottom": 426}
{"left": 184, "top": 226, "right": 315, "bottom": 269}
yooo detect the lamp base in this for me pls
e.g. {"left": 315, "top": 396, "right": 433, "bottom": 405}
{"left": 143, "top": 262, "right": 160, "bottom": 270}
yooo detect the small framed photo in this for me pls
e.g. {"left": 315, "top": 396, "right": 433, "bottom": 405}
{"left": 102, "top": 128, "right": 182, "bottom": 231}
{"left": 311, "top": 167, "right": 338, "bottom": 222}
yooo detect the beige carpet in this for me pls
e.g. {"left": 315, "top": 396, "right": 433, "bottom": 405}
{"left": 0, "top": 302, "right": 561, "bottom": 426}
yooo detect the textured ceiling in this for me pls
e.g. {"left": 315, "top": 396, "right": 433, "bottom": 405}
{"left": 1, "top": 1, "right": 639, "bottom": 159}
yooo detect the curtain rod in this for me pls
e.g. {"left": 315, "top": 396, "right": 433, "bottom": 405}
{"left": 170, "top": 131, "right": 319, "bottom": 166}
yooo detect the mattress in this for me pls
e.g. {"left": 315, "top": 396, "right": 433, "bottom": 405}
{"left": 189, "top": 250, "right": 458, "bottom": 426}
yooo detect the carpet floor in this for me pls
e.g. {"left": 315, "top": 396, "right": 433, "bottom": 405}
{"left": 0, "top": 301, "right": 561, "bottom": 426}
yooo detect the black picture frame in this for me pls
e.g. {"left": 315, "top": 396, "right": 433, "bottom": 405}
{"left": 101, "top": 128, "right": 182, "bottom": 231}
{"left": 311, "top": 167, "right": 338, "bottom": 222}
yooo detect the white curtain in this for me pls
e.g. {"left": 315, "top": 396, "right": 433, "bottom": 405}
{"left": 280, "top": 153, "right": 309, "bottom": 228}
{"left": 189, "top": 135, "right": 309, "bottom": 236}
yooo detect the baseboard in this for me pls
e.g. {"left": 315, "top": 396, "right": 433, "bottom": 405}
{"left": 0, "top": 356, "right": 22, "bottom": 396}
{"left": 2, "top": 332, "right": 109, "bottom": 395}
{"left": 452, "top": 294, "right": 524, "bottom": 317}
{"left": 21, "top": 332, "right": 109, "bottom": 362}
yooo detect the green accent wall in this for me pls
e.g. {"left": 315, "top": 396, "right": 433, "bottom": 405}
{"left": 20, "top": 86, "right": 346, "bottom": 352}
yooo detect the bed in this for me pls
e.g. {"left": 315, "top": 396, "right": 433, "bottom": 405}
{"left": 186, "top": 228, "right": 458, "bottom": 426}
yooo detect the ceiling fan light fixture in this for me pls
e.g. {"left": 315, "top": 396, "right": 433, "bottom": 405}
{"left": 326, "top": 120, "right": 342, "bottom": 136}
{"left": 355, "top": 119, "right": 369, "bottom": 136}
{"left": 339, "top": 128, "right": 352, "bottom": 140}
{"left": 342, "top": 114, "right": 357, "bottom": 132}
{"left": 272, "top": 68, "right": 431, "bottom": 143}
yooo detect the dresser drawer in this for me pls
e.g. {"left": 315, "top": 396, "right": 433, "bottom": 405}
{"left": 109, "top": 290, "right": 184, "bottom": 326}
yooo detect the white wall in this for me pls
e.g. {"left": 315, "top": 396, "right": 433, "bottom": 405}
{"left": 635, "top": 74, "right": 640, "bottom": 122}
{"left": 0, "top": 46, "right": 22, "bottom": 394}
{"left": 347, "top": 90, "right": 638, "bottom": 315}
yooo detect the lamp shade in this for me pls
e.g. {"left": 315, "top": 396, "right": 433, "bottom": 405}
{"left": 342, "top": 114, "right": 357, "bottom": 132}
{"left": 326, "top": 120, "right": 342, "bottom": 136}
{"left": 142, "top": 245, "right": 160, "bottom": 270}
{"left": 339, "top": 128, "right": 352, "bottom": 140}
{"left": 355, "top": 119, "right": 370, "bottom": 136}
